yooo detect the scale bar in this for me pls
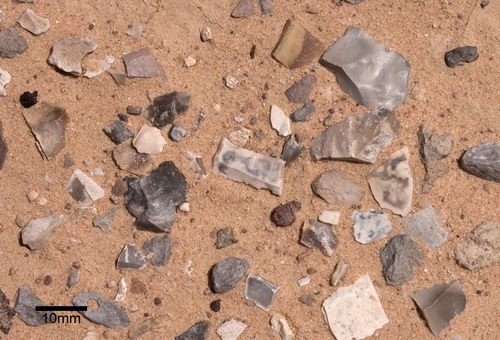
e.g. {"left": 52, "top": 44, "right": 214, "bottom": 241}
{"left": 35, "top": 306, "right": 87, "bottom": 312}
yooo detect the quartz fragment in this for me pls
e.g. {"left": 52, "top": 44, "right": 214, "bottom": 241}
{"left": 169, "top": 125, "right": 187, "bottom": 142}
{"left": 290, "top": 100, "right": 314, "bottom": 122}
{"left": 0, "top": 27, "right": 28, "bottom": 58}
{"left": 323, "top": 275, "right": 388, "bottom": 340}
{"left": 48, "top": 37, "right": 97, "bottom": 75}
{"left": 272, "top": 19, "right": 325, "bottom": 69}
{"left": 65, "top": 169, "right": 104, "bottom": 206}
{"left": 14, "top": 287, "right": 45, "bottom": 326}
{"left": 73, "top": 292, "right": 131, "bottom": 328}
{"left": 217, "top": 319, "right": 247, "bottom": 340}
{"left": 0, "top": 290, "right": 15, "bottom": 334}
{"left": 0, "top": 121, "right": 7, "bottom": 170}
{"left": 18, "top": 9, "right": 50, "bottom": 35}
{"left": 213, "top": 138, "right": 285, "bottom": 195}
{"left": 143, "top": 235, "right": 172, "bottom": 266}
{"left": 367, "top": 147, "right": 413, "bottom": 216}
{"left": 300, "top": 219, "right": 338, "bottom": 256}
{"left": 229, "top": 127, "right": 252, "bottom": 147}
{"left": 175, "top": 321, "right": 209, "bottom": 340}
{"left": 411, "top": 280, "right": 466, "bottom": 336}
{"left": 103, "top": 121, "right": 134, "bottom": 145}
{"left": 352, "top": 210, "right": 392, "bottom": 244}
{"left": 271, "top": 201, "right": 301, "bottom": 227}
{"left": 455, "top": 221, "right": 500, "bottom": 270}
{"left": 319, "top": 210, "right": 340, "bottom": 225}
{"left": 122, "top": 48, "right": 167, "bottom": 80}
{"left": 133, "top": 125, "right": 166, "bottom": 154}
{"left": 211, "top": 257, "right": 250, "bottom": 293}
{"left": 145, "top": 92, "right": 191, "bottom": 129}
{"left": 321, "top": 26, "right": 410, "bottom": 109}
{"left": 380, "top": 234, "right": 423, "bottom": 286}
{"left": 0, "top": 69, "right": 11, "bottom": 96}
{"left": 297, "top": 276, "right": 310, "bottom": 286}
{"left": 330, "top": 259, "right": 349, "bottom": 286}
{"left": 460, "top": 141, "right": 500, "bottom": 182}
{"left": 216, "top": 227, "right": 238, "bottom": 249}
{"left": 270, "top": 105, "right": 291, "bottom": 137}
{"left": 21, "top": 214, "right": 70, "bottom": 250}
{"left": 285, "top": 75, "right": 316, "bottom": 103}
{"left": 231, "top": 0, "right": 255, "bottom": 18}
{"left": 116, "top": 244, "right": 146, "bottom": 270}
{"left": 282, "top": 134, "right": 305, "bottom": 165}
{"left": 23, "top": 102, "right": 69, "bottom": 159}
{"left": 402, "top": 205, "right": 447, "bottom": 248}
{"left": 124, "top": 161, "right": 187, "bottom": 232}
{"left": 444, "top": 46, "right": 478, "bottom": 68}
{"left": 244, "top": 274, "right": 280, "bottom": 311}
{"left": 93, "top": 208, "right": 118, "bottom": 233}
{"left": 224, "top": 75, "right": 239, "bottom": 88}
{"left": 311, "top": 169, "right": 363, "bottom": 205}
{"left": 270, "top": 313, "right": 294, "bottom": 340}
{"left": 113, "top": 143, "right": 153, "bottom": 175}
{"left": 310, "top": 107, "right": 400, "bottom": 163}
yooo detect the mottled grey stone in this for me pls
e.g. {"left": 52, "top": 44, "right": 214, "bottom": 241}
{"left": 48, "top": 37, "right": 97, "bottom": 75}
{"left": 116, "top": 244, "right": 146, "bottom": 270}
{"left": 352, "top": 210, "right": 392, "bottom": 244}
{"left": 93, "top": 208, "right": 118, "bottom": 233}
{"left": 168, "top": 125, "right": 187, "bottom": 142}
{"left": 103, "top": 121, "right": 134, "bottom": 144}
{"left": 244, "top": 274, "right": 280, "bottom": 311}
{"left": 143, "top": 235, "right": 172, "bottom": 266}
{"left": 403, "top": 206, "right": 447, "bottom": 248}
{"left": 73, "top": 292, "right": 130, "bottom": 328}
{"left": 14, "top": 287, "right": 45, "bottom": 326}
{"left": 455, "top": 221, "right": 500, "bottom": 270}
{"left": 445, "top": 46, "right": 478, "bottom": 68}
{"left": 380, "top": 234, "right": 422, "bottom": 286}
{"left": 285, "top": 75, "right": 316, "bottom": 103}
{"left": 21, "top": 214, "right": 70, "bottom": 250}
{"left": 65, "top": 169, "right": 104, "bottom": 206}
{"left": 231, "top": 0, "right": 255, "bottom": 18}
{"left": 460, "top": 141, "right": 500, "bottom": 183}
{"left": 0, "top": 28, "right": 28, "bottom": 58}
{"left": 175, "top": 321, "right": 209, "bottom": 340}
{"left": 300, "top": 219, "right": 338, "bottom": 256}
{"left": 215, "top": 227, "right": 237, "bottom": 249}
{"left": 122, "top": 48, "right": 167, "bottom": 80}
{"left": 282, "top": 134, "right": 306, "bottom": 165}
{"left": 312, "top": 169, "right": 363, "bottom": 205}
{"left": 0, "top": 289, "right": 15, "bottom": 335}
{"left": 290, "top": 100, "right": 314, "bottom": 122}
{"left": 211, "top": 257, "right": 249, "bottom": 293}
{"left": 145, "top": 92, "right": 191, "bottom": 129}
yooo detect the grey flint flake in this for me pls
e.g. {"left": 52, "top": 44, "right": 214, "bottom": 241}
{"left": 143, "top": 235, "right": 172, "bottom": 266}
{"left": 73, "top": 292, "right": 131, "bottom": 328}
{"left": 285, "top": 75, "right": 316, "bottom": 103}
{"left": 14, "top": 287, "right": 45, "bottom": 326}
{"left": 231, "top": 0, "right": 255, "bottom": 18}
{"left": 290, "top": 100, "right": 314, "bottom": 122}
{"left": 402, "top": 205, "right": 448, "bottom": 248}
{"left": 460, "top": 141, "right": 500, "bottom": 183}
{"left": 145, "top": 92, "right": 191, "bottom": 129}
{"left": 282, "top": 134, "right": 306, "bottom": 165}
{"left": 116, "top": 244, "right": 146, "bottom": 270}
{"left": 310, "top": 107, "right": 400, "bottom": 163}
{"left": 122, "top": 48, "right": 167, "bottom": 80}
{"left": 211, "top": 257, "right": 250, "bottom": 293}
{"left": 103, "top": 120, "right": 134, "bottom": 144}
{"left": 48, "top": 37, "right": 97, "bottom": 76}
{"left": 65, "top": 169, "right": 105, "bottom": 206}
{"left": 18, "top": 9, "right": 50, "bottom": 35}
{"left": 300, "top": 219, "right": 338, "bottom": 256}
{"left": 93, "top": 208, "right": 118, "bottom": 233}
{"left": 213, "top": 138, "right": 285, "bottom": 195}
{"left": 21, "top": 214, "right": 70, "bottom": 250}
{"left": 0, "top": 27, "right": 28, "bottom": 58}
{"left": 175, "top": 321, "right": 210, "bottom": 340}
{"left": 244, "top": 274, "right": 280, "bottom": 311}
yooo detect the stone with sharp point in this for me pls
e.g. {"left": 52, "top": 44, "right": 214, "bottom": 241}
{"left": 290, "top": 100, "right": 314, "bottom": 122}
{"left": 0, "top": 28, "right": 28, "bottom": 58}
{"left": 73, "top": 292, "right": 130, "bottom": 328}
{"left": 65, "top": 169, "right": 104, "bottom": 206}
{"left": 282, "top": 134, "right": 305, "bottom": 166}
{"left": 48, "top": 37, "right": 97, "bottom": 76}
{"left": 21, "top": 214, "right": 70, "bottom": 250}
{"left": 231, "top": 0, "right": 255, "bottom": 18}
{"left": 285, "top": 75, "right": 316, "bottom": 103}
{"left": 270, "top": 105, "right": 291, "bottom": 137}
{"left": 116, "top": 244, "right": 146, "bottom": 270}
{"left": 14, "top": 287, "right": 45, "bottom": 326}
{"left": 93, "top": 208, "right": 118, "bottom": 233}
{"left": 175, "top": 321, "right": 209, "bottom": 340}
{"left": 211, "top": 257, "right": 249, "bottom": 293}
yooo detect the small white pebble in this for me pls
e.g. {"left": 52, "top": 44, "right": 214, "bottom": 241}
{"left": 27, "top": 190, "right": 39, "bottom": 202}
{"left": 37, "top": 197, "right": 47, "bottom": 206}
{"left": 319, "top": 210, "right": 341, "bottom": 225}
{"left": 184, "top": 56, "right": 197, "bottom": 67}
{"left": 213, "top": 104, "right": 221, "bottom": 113}
{"left": 179, "top": 202, "right": 190, "bottom": 212}
{"left": 90, "top": 167, "right": 104, "bottom": 176}
{"left": 224, "top": 75, "right": 238, "bottom": 89}
{"left": 234, "top": 117, "right": 243, "bottom": 123}
{"left": 298, "top": 276, "right": 311, "bottom": 286}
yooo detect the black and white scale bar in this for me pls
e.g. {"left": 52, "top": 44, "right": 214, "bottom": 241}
{"left": 35, "top": 306, "right": 87, "bottom": 312}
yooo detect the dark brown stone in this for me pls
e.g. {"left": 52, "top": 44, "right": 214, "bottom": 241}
{"left": 271, "top": 201, "right": 301, "bottom": 226}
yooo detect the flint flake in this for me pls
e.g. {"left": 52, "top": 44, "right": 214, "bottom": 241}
{"left": 0, "top": 28, "right": 28, "bottom": 58}
{"left": 14, "top": 287, "right": 45, "bottom": 326}
{"left": 122, "top": 48, "right": 167, "bottom": 80}
{"left": 285, "top": 75, "right": 316, "bottom": 103}
{"left": 211, "top": 257, "right": 250, "bottom": 293}
{"left": 244, "top": 274, "right": 280, "bottom": 311}
{"left": 18, "top": 9, "right": 50, "bottom": 35}
{"left": 103, "top": 121, "right": 134, "bottom": 144}
{"left": 65, "top": 169, "right": 104, "bottom": 206}
{"left": 145, "top": 92, "right": 191, "bottom": 129}
{"left": 311, "top": 169, "right": 363, "bottom": 205}
{"left": 300, "top": 219, "right": 338, "bottom": 256}
{"left": 48, "top": 37, "right": 97, "bottom": 76}
{"left": 113, "top": 143, "right": 153, "bottom": 175}
{"left": 73, "top": 292, "right": 131, "bottom": 328}
{"left": 402, "top": 205, "right": 448, "bottom": 248}
{"left": 290, "top": 100, "right": 314, "bottom": 122}
{"left": 175, "top": 321, "right": 209, "bottom": 340}
{"left": 21, "top": 214, "right": 70, "bottom": 250}
{"left": 460, "top": 141, "right": 500, "bottom": 183}
{"left": 143, "top": 235, "right": 172, "bottom": 266}
{"left": 116, "top": 244, "right": 146, "bottom": 270}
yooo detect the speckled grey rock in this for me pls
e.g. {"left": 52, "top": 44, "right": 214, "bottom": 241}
{"left": 0, "top": 289, "right": 15, "bottom": 334}
{"left": 312, "top": 169, "right": 363, "bottom": 205}
{"left": 460, "top": 141, "right": 500, "bottom": 183}
{"left": 380, "top": 234, "right": 422, "bottom": 286}
{"left": 300, "top": 219, "right": 338, "bottom": 256}
{"left": 175, "top": 321, "right": 209, "bottom": 340}
{"left": 14, "top": 287, "right": 45, "bottom": 326}
{"left": 143, "top": 235, "right": 172, "bottom": 266}
{"left": 455, "top": 221, "right": 500, "bottom": 270}
{"left": 352, "top": 210, "right": 392, "bottom": 244}
{"left": 116, "top": 244, "right": 146, "bottom": 270}
{"left": 103, "top": 121, "right": 134, "bottom": 145}
{"left": 168, "top": 125, "right": 187, "bottom": 142}
{"left": 0, "top": 28, "right": 28, "bottom": 58}
{"left": 403, "top": 206, "right": 448, "bottom": 248}
{"left": 444, "top": 46, "right": 478, "bottom": 68}
{"left": 290, "top": 101, "right": 314, "bottom": 122}
{"left": 73, "top": 292, "right": 130, "bottom": 328}
{"left": 211, "top": 257, "right": 249, "bottom": 293}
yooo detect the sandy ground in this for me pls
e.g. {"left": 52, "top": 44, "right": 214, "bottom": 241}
{"left": 0, "top": 0, "right": 499, "bottom": 339}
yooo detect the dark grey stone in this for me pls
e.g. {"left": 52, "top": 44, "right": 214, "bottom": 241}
{"left": 63, "top": 154, "right": 75, "bottom": 168}
{"left": 145, "top": 92, "right": 191, "bottom": 129}
{"left": 380, "top": 234, "right": 423, "bottom": 286}
{"left": 244, "top": 274, "right": 280, "bottom": 311}
{"left": 0, "top": 121, "right": 7, "bottom": 170}
{"left": 122, "top": 48, "right": 167, "bottom": 80}
{"left": 260, "top": 0, "right": 273, "bottom": 14}
{"left": 126, "top": 105, "right": 142, "bottom": 115}
{"left": 282, "top": 134, "right": 306, "bottom": 166}
{"left": 298, "top": 294, "right": 314, "bottom": 306}
{"left": 0, "top": 28, "right": 28, "bottom": 58}
{"left": 72, "top": 292, "right": 130, "bottom": 328}
{"left": 215, "top": 227, "right": 238, "bottom": 249}
{"left": 300, "top": 219, "right": 338, "bottom": 256}
{"left": 460, "top": 141, "right": 500, "bottom": 182}
{"left": 168, "top": 125, "right": 187, "bottom": 142}
{"left": 103, "top": 121, "right": 134, "bottom": 144}
{"left": 290, "top": 101, "right": 314, "bottom": 122}
{"left": 0, "top": 290, "right": 15, "bottom": 335}
{"left": 67, "top": 269, "right": 80, "bottom": 288}
{"left": 285, "top": 75, "right": 316, "bottom": 103}
{"left": 444, "top": 46, "right": 478, "bottom": 68}
{"left": 14, "top": 287, "right": 45, "bottom": 326}
{"left": 211, "top": 257, "right": 249, "bottom": 293}
{"left": 175, "top": 321, "right": 209, "bottom": 340}
{"left": 345, "top": 0, "right": 365, "bottom": 3}
{"left": 116, "top": 244, "right": 146, "bottom": 270}
{"left": 124, "top": 161, "right": 187, "bottom": 232}
{"left": 143, "top": 235, "right": 172, "bottom": 266}
{"left": 93, "top": 208, "right": 118, "bottom": 233}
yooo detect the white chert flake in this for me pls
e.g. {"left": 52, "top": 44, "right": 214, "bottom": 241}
{"left": 133, "top": 125, "right": 166, "bottom": 154}
{"left": 270, "top": 105, "right": 291, "bottom": 136}
{"left": 217, "top": 319, "right": 247, "bottom": 340}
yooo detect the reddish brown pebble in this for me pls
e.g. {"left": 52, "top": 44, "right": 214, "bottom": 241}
{"left": 296, "top": 249, "right": 313, "bottom": 263}
{"left": 43, "top": 275, "right": 52, "bottom": 285}
{"left": 271, "top": 200, "right": 301, "bottom": 227}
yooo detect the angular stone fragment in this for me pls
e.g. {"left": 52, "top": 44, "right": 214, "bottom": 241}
{"left": 368, "top": 147, "right": 413, "bottom": 216}
{"left": 93, "top": 208, "right": 118, "bottom": 233}
{"left": 126, "top": 25, "right": 143, "bottom": 39}
{"left": 298, "top": 295, "right": 314, "bottom": 306}
{"left": 187, "top": 152, "right": 208, "bottom": 181}
{"left": 113, "top": 143, "right": 153, "bottom": 175}
{"left": 145, "top": 92, "right": 191, "bottom": 129}
{"left": 108, "top": 69, "right": 126, "bottom": 85}
{"left": 321, "top": 26, "right": 410, "bottom": 109}
{"left": 200, "top": 27, "right": 212, "bottom": 42}
{"left": 0, "top": 121, "right": 7, "bottom": 170}
{"left": 285, "top": 75, "right": 316, "bottom": 103}
{"left": 169, "top": 125, "right": 187, "bottom": 142}
{"left": 48, "top": 37, "right": 97, "bottom": 75}
{"left": 310, "top": 107, "right": 400, "bottom": 163}
{"left": 213, "top": 138, "right": 285, "bottom": 195}
{"left": 124, "top": 161, "right": 187, "bottom": 232}
{"left": 23, "top": 102, "right": 69, "bottom": 159}
{"left": 133, "top": 125, "right": 166, "bottom": 154}
{"left": 0, "top": 69, "right": 11, "bottom": 96}
{"left": 127, "top": 105, "right": 142, "bottom": 115}
{"left": 73, "top": 292, "right": 131, "bottom": 328}
{"left": 244, "top": 274, "right": 280, "bottom": 311}
{"left": 380, "top": 234, "right": 423, "bottom": 285}
{"left": 403, "top": 205, "right": 448, "bottom": 248}
{"left": 116, "top": 244, "right": 146, "bottom": 270}
{"left": 18, "top": 9, "right": 50, "bottom": 35}
{"left": 175, "top": 321, "right": 209, "bottom": 340}
{"left": 65, "top": 169, "right": 104, "bottom": 206}
{"left": 330, "top": 259, "right": 349, "bottom": 286}
{"left": 271, "top": 201, "right": 301, "bottom": 227}
{"left": 300, "top": 219, "right": 338, "bottom": 256}
{"left": 231, "top": 0, "right": 254, "bottom": 18}
{"left": 0, "top": 27, "right": 28, "bottom": 58}
{"left": 217, "top": 319, "right": 247, "bottom": 340}
{"left": 271, "top": 313, "right": 294, "bottom": 340}
{"left": 319, "top": 210, "right": 340, "bottom": 225}
{"left": 455, "top": 221, "right": 500, "bottom": 270}
{"left": 290, "top": 100, "right": 314, "bottom": 122}
{"left": 270, "top": 105, "right": 291, "bottom": 137}
{"left": 352, "top": 210, "right": 392, "bottom": 244}
{"left": 122, "top": 48, "right": 167, "bottom": 80}
{"left": 272, "top": 19, "right": 325, "bottom": 69}
{"left": 128, "top": 315, "right": 169, "bottom": 339}
{"left": 103, "top": 121, "right": 134, "bottom": 144}
{"left": 229, "top": 127, "right": 251, "bottom": 148}
{"left": 211, "top": 257, "right": 250, "bottom": 293}
{"left": 444, "top": 46, "right": 478, "bottom": 68}
{"left": 115, "top": 278, "right": 127, "bottom": 302}
{"left": 323, "top": 275, "right": 388, "bottom": 340}
{"left": 216, "top": 227, "right": 238, "bottom": 249}
{"left": 411, "top": 280, "right": 466, "bottom": 336}
{"left": 14, "top": 287, "right": 45, "bottom": 326}
{"left": 143, "top": 235, "right": 172, "bottom": 266}
{"left": 460, "top": 141, "right": 500, "bottom": 182}
{"left": 0, "top": 290, "right": 15, "bottom": 334}
{"left": 311, "top": 169, "right": 363, "bottom": 205}
{"left": 21, "top": 214, "right": 70, "bottom": 250}
{"left": 260, "top": 0, "right": 273, "bottom": 14}
{"left": 282, "top": 134, "right": 305, "bottom": 165}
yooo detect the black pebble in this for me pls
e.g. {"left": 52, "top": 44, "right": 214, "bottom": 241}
{"left": 153, "top": 297, "right": 162, "bottom": 306}
{"left": 43, "top": 275, "right": 52, "bottom": 285}
{"left": 20, "top": 91, "right": 38, "bottom": 108}
{"left": 210, "top": 299, "right": 221, "bottom": 312}
{"left": 118, "top": 114, "right": 128, "bottom": 122}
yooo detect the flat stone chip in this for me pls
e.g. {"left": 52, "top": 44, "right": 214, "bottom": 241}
{"left": 311, "top": 169, "right": 364, "bottom": 205}
{"left": 103, "top": 120, "right": 134, "bottom": 145}
{"left": 368, "top": 147, "right": 413, "bottom": 216}
{"left": 217, "top": 319, "right": 247, "bottom": 340}
{"left": 211, "top": 257, "right": 250, "bottom": 293}
{"left": 380, "top": 234, "right": 423, "bottom": 286}
{"left": 322, "top": 275, "right": 388, "bottom": 340}
{"left": 14, "top": 287, "right": 45, "bottom": 326}
{"left": 65, "top": 169, "right": 104, "bottom": 206}
{"left": 460, "top": 141, "right": 500, "bottom": 183}
{"left": 18, "top": 9, "right": 50, "bottom": 36}
{"left": 0, "top": 27, "right": 28, "bottom": 58}
{"left": 145, "top": 92, "right": 191, "bottom": 129}
{"left": 113, "top": 143, "right": 153, "bottom": 175}
{"left": 122, "top": 48, "right": 167, "bottom": 80}
{"left": 73, "top": 292, "right": 131, "bottom": 328}
{"left": 300, "top": 219, "right": 338, "bottom": 256}
{"left": 282, "top": 134, "right": 306, "bottom": 166}
{"left": 285, "top": 75, "right": 316, "bottom": 103}
{"left": 48, "top": 37, "right": 97, "bottom": 75}
{"left": 270, "top": 104, "right": 291, "bottom": 137}
{"left": 402, "top": 205, "right": 448, "bottom": 248}
{"left": 143, "top": 235, "right": 172, "bottom": 266}
{"left": 352, "top": 210, "right": 392, "bottom": 244}
{"left": 272, "top": 19, "right": 325, "bottom": 69}
{"left": 175, "top": 321, "right": 210, "bottom": 340}
{"left": 116, "top": 244, "right": 146, "bottom": 270}
{"left": 231, "top": 0, "right": 255, "bottom": 18}
{"left": 21, "top": 214, "right": 70, "bottom": 250}
{"left": 93, "top": 208, "right": 118, "bottom": 233}
{"left": 244, "top": 274, "right": 280, "bottom": 311}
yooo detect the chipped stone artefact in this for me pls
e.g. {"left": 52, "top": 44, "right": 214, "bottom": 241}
{"left": 21, "top": 214, "right": 70, "bottom": 250}
{"left": 455, "top": 221, "right": 500, "bottom": 270}
{"left": 18, "top": 9, "right": 50, "bottom": 35}
{"left": 290, "top": 100, "right": 314, "bottom": 122}
{"left": 412, "top": 280, "right": 466, "bottom": 336}
{"left": 73, "top": 292, "right": 131, "bottom": 328}
{"left": 103, "top": 121, "right": 134, "bottom": 145}
{"left": 211, "top": 257, "right": 250, "bottom": 293}
{"left": 311, "top": 169, "right": 364, "bottom": 205}
{"left": 213, "top": 138, "right": 285, "bottom": 195}
{"left": 368, "top": 147, "right": 413, "bottom": 216}
{"left": 402, "top": 205, "right": 448, "bottom": 248}
{"left": 285, "top": 75, "right": 316, "bottom": 103}
{"left": 216, "top": 227, "right": 238, "bottom": 249}
{"left": 270, "top": 105, "right": 291, "bottom": 137}
{"left": 310, "top": 107, "right": 400, "bottom": 163}
{"left": 282, "top": 134, "right": 305, "bottom": 166}
{"left": 65, "top": 169, "right": 105, "bottom": 206}
{"left": 0, "top": 69, "right": 11, "bottom": 97}
{"left": 145, "top": 92, "right": 191, "bottom": 129}
{"left": 380, "top": 234, "right": 423, "bottom": 286}
{"left": 217, "top": 319, "right": 247, "bottom": 340}
{"left": 187, "top": 151, "right": 208, "bottom": 181}
{"left": 0, "top": 27, "right": 28, "bottom": 58}
{"left": 321, "top": 26, "right": 410, "bottom": 109}
{"left": 113, "top": 143, "right": 153, "bottom": 175}
{"left": 323, "top": 275, "right": 389, "bottom": 340}
{"left": 300, "top": 219, "right": 338, "bottom": 256}
{"left": 200, "top": 27, "right": 212, "bottom": 42}
{"left": 330, "top": 259, "right": 349, "bottom": 286}
{"left": 48, "top": 37, "right": 97, "bottom": 75}
{"left": 229, "top": 127, "right": 252, "bottom": 147}
{"left": 122, "top": 48, "right": 167, "bottom": 80}
{"left": 352, "top": 210, "right": 392, "bottom": 244}
{"left": 23, "top": 102, "right": 69, "bottom": 159}
{"left": 93, "top": 208, "right": 118, "bottom": 233}
{"left": 460, "top": 141, "right": 500, "bottom": 183}
{"left": 126, "top": 25, "right": 143, "bottom": 39}
{"left": 319, "top": 210, "right": 340, "bottom": 225}
{"left": 244, "top": 274, "right": 280, "bottom": 311}
{"left": 0, "top": 121, "right": 7, "bottom": 170}
{"left": 124, "top": 161, "right": 187, "bottom": 232}
{"left": 272, "top": 19, "right": 325, "bottom": 69}
{"left": 175, "top": 321, "right": 209, "bottom": 340}
{"left": 271, "top": 313, "right": 294, "bottom": 340}
{"left": 444, "top": 46, "right": 478, "bottom": 68}
{"left": 143, "top": 235, "right": 172, "bottom": 266}
{"left": 116, "top": 244, "right": 146, "bottom": 270}
{"left": 132, "top": 125, "right": 166, "bottom": 154}
{"left": 0, "top": 289, "right": 15, "bottom": 334}
{"left": 14, "top": 287, "right": 45, "bottom": 326}
{"left": 231, "top": 0, "right": 255, "bottom": 18}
